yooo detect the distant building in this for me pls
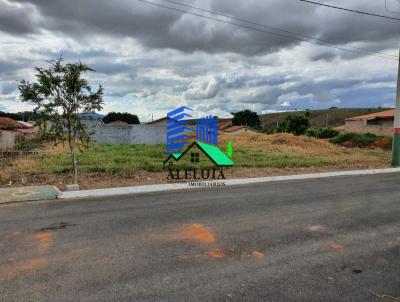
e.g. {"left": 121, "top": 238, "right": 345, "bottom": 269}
{"left": 218, "top": 119, "right": 233, "bottom": 131}
{"left": 222, "top": 125, "right": 259, "bottom": 135}
{"left": 146, "top": 117, "right": 168, "bottom": 126}
{"left": 77, "top": 113, "right": 105, "bottom": 120}
{"left": 110, "top": 120, "right": 128, "bottom": 125}
{"left": 0, "top": 117, "right": 36, "bottom": 150}
{"left": 344, "top": 109, "right": 395, "bottom": 136}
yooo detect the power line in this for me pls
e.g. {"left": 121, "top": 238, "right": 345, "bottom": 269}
{"left": 137, "top": 0, "right": 398, "bottom": 61}
{"left": 159, "top": 0, "right": 398, "bottom": 60}
{"left": 298, "top": 0, "right": 400, "bottom": 21}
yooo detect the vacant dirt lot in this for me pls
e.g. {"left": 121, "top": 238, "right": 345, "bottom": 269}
{"left": 1, "top": 133, "right": 391, "bottom": 190}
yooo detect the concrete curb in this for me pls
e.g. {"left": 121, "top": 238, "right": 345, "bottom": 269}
{"left": 0, "top": 185, "right": 61, "bottom": 204}
{"left": 58, "top": 167, "right": 400, "bottom": 199}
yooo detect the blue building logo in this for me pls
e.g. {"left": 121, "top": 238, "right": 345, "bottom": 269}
{"left": 166, "top": 106, "right": 219, "bottom": 156}
{"left": 164, "top": 106, "right": 233, "bottom": 168}
{"left": 166, "top": 106, "right": 194, "bottom": 156}
{"left": 196, "top": 115, "right": 218, "bottom": 145}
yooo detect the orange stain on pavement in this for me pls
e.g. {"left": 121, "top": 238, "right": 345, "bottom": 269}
{"left": 34, "top": 232, "right": 54, "bottom": 254}
{"left": 307, "top": 225, "right": 325, "bottom": 233}
{"left": 18, "top": 258, "right": 46, "bottom": 271}
{"left": 205, "top": 249, "right": 224, "bottom": 259}
{"left": 251, "top": 251, "right": 265, "bottom": 258}
{"left": 328, "top": 242, "right": 344, "bottom": 252}
{"left": 180, "top": 224, "right": 215, "bottom": 244}
{"left": 0, "top": 258, "right": 46, "bottom": 280}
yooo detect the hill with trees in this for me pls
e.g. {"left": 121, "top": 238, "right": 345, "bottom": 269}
{"left": 260, "top": 108, "right": 390, "bottom": 130}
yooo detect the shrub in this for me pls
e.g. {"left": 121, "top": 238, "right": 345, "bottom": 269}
{"left": 306, "top": 129, "right": 316, "bottom": 137}
{"left": 330, "top": 132, "right": 377, "bottom": 148}
{"left": 16, "top": 141, "right": 37, "bottom": 151}
{"left": 314, "top": 127, "right": 339, "bottom": 139}
{"left": 232, "top": 109, "right": 261, "bottom": 129}
{"left": 277, "top": 114, "right": 310, "bottom": 136}
{"left": 102, "top": 112, "right": 140, "bottom": 124}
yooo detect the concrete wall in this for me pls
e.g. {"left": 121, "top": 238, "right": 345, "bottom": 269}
{"left": 46, "top": 119, "right": 166, "bottom": 145}
{"left": 93, "top": 124, "right": 166, "bottom": 145}
{"left": 344, "top": 119, "right": 393, "bottom": 136}
{"left": 0, "top": 130, "right": 22, "bottom": 150}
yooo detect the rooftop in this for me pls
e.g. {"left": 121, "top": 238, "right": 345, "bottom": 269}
{"left": 346, "top": 109, "right": 395, "bottom": 121}
{"left": 0, "top": 117, "right": 22, "bottom": 130}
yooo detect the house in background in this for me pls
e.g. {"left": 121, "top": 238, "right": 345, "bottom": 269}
{"left": 110, "top": 120, "right": 128, "bottom": 125}
{"left": 222, "top": 125, "right": 259, "bottom": 135}
{"left": 146, "top": 117, "right": 169, "bottom": 126}
{"left": 344, "top": 109, "right": 395, "bottom": 136}
{"left": 0, "top": 117, "right": 37, "bottom": 150}
{"left": 218, "top": 119, "right": 233, "bottom": 131}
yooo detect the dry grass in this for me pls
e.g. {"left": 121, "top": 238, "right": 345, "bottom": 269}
{"left": 219, "top": 132, "right": 390, "bottom": 168}
{"left": 219, "top": 132, "right": 339, "bottom": 155}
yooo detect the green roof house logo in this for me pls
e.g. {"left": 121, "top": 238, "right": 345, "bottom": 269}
{"left": 164, "top": 141, "right": 233, "bottom": 167}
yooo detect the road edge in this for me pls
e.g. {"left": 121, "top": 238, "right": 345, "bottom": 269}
{"left": 58, "top": 167, "right": 400, "bottom": 199}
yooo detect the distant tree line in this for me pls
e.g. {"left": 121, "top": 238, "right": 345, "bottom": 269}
{"left": 0, "top": 110, "right": 141, "bottom": 125}
{"left": 102, "top": 112, "right": 140, "bottom": 124}
{"left": 232, "top": 109, "right": 261, "bottom": 129}
{"left": 231, "top": 109, "right": 338, "bottom": 138}
{"left": 0, "top": 111, "right": 42, "bottom": 121}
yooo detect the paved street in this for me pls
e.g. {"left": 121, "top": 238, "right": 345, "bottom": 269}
{"left": 1, "top": 173, "right": 400, "bottom": 301}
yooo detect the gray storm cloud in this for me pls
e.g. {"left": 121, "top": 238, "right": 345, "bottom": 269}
{"left": 1, "top": 0, "right": 398, "bottom": 57}
{"left": 0, "top": 0, "right": 398, "bottom": 117}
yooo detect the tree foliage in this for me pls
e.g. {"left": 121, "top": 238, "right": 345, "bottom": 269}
{"left": 102, "top": 112, "right": 140, "bottom": 124}
{"left": 277, "top": 114, "right": 310, "bottom": 136}
{"left": 0, "top": 111, "right": 44, "bottom": 121}
{"left": 18, "top": 58, "right": 104, "bottom": 184}
{"left": 232, "top": 109, "right": 261, "bottom": 129}
{"left": 307, "top": 127, "right": 339, "bottom": 139}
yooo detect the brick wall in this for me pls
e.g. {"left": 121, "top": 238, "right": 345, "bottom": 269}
{"left": 344, "top": 119, "right": 393, "bottom": 136}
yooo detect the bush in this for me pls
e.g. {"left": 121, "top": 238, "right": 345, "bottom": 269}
{"left": 16, "top": 141, "right": 38, "bottom": 151}
{"left": 277, "top": 114, "right": 310, "bottom": 136}
{"left": 330, "top": 132, "right": 377, "bottom": 148}
{"left": 102, "top": 112, "right": 140, "bottom": 124}
{"left": 232, "top": 109, "right": 261, "bottom": 129}
{"left": 314, "top": 127, "right": 339, "bottom": 139}
{"left": 306, "top": 129, "right": 316, "bottom": 137}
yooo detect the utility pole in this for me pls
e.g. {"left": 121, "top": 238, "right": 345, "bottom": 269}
{"left": 392, "top": 49, "right": 400, "bottom": 166}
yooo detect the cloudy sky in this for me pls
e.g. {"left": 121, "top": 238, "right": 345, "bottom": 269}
{"left": 0, "top": 0, "right": 399, "bottom": 121}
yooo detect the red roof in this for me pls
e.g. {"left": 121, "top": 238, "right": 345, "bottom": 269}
{"left": 224, "top": 125, "right": 243, "bottom": 132}
{"left": 0, "top": 117, "right": 21, "bottom": 130}
{"left": 218, "top": 120, "right": 232, "bottom": 130}
{"left": 346, "top": 109, "right": 395, "bottom": 121}
{"left": 223, "top": 125, "right": 259, "bottom": 133}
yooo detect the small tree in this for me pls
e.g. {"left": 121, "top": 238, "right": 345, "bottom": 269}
{"left": 277, "top": 114, "right": 310, "bottom": 135}
{"left": 102, "top": 112, "right": 140, "bottom": 124}
{"left": 232, "top": 109, "right": 261, "bottom": 129}
{"left": 19, "top": 58, "right": 104, "bottom": 185}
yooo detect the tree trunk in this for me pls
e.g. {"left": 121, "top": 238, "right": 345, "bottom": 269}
{"left": 70, "top": 151, "right": 78, "bottom": 185}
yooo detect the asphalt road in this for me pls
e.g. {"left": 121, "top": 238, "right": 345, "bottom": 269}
{"left": 1, "top": 173, "right": 400, "bottom": 302}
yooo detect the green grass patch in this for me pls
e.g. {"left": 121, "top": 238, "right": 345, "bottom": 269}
{"left": 42, "top": 144, "right": 165, "bottom": 175}
{"left": 330, "top": 132, "right": 379, "bottom": 148}
{"left": 40, "top": 143, "right": 343, "bottom": 175}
